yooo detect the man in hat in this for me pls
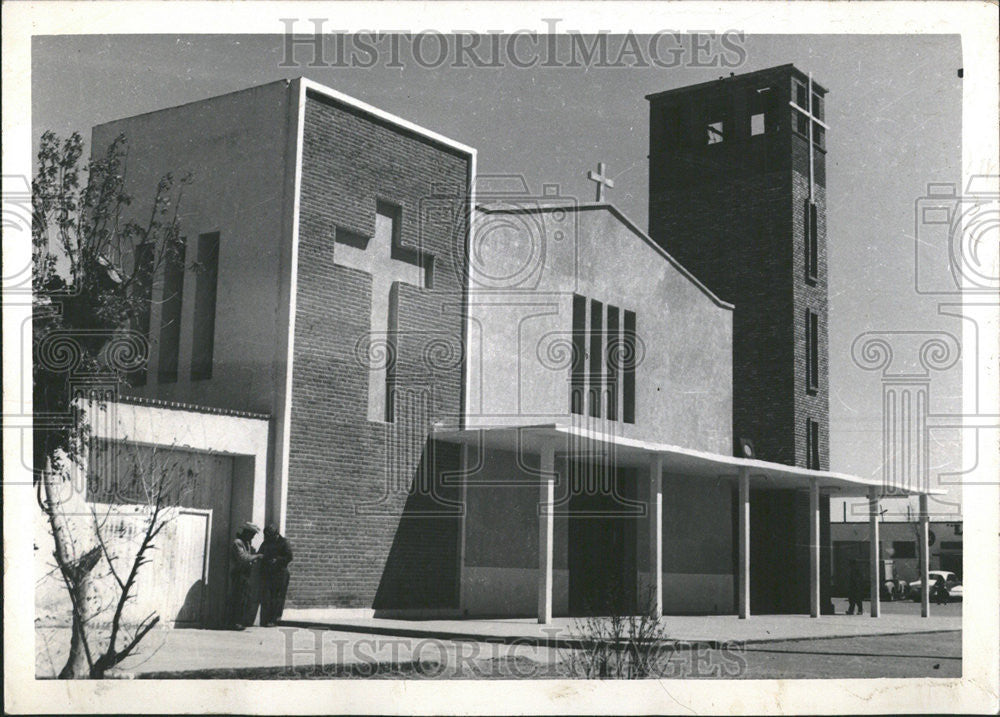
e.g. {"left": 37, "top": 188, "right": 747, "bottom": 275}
{"left": 229, "top": 522, "right": 262, "bottom": 630}
{"left": 259, "top": 524, "right": 294, "bottom": 627}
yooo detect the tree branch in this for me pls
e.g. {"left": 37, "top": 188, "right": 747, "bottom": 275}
{"left": 89, "top": 503, "right": 125, "bottom": 591}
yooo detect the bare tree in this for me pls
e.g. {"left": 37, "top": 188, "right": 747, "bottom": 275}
{"left": 33, "top": 130, "right": 192, "bottom": 678}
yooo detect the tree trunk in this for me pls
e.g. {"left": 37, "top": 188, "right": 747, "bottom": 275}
{"left": 41, "top": 460, "right": 99, "bottom": 679}
{"left": 59, "top": 604, "right": 94, "bottom": 679}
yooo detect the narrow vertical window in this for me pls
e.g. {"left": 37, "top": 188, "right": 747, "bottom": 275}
{"left": 793, "top": 80, "right": 809, "bottom": 135}
{"left": 588, "top": 300, "right": 603, "bottom": 418}
{"left": 191, "top": 232, "right": 220, "bottom": 381}
{"left": 623, "top": 310, "right": 636, "bottom": 424}
{"left": 749, "top": 85, "right": 770, "bottom": 136}
{"left": 807, "top": 418, "right": 820, "bottom": 470}
{"left": 157, "top": 239, "right": 186, "bottom": 383}
{"left": 130, "top": 242, "right": 155, "bottom": 386}
{"left": 805, "top": 200, "right": 818, "bottom": 283}
{"left": 811, "top": 92, "right": 826, "bottom": 149}
{"left": 570, "top": 294, "right": 587, "bottom": 415}
{"left": 605, "top": 305, "right": 620, "bottom": 421}
{"left": 811, "top": 92, "right": 824, "bottom": 122}
{"left": 806, "top": 309, "right": 819, "bottom": 393}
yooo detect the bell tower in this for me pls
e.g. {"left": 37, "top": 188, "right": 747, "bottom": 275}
{"left": 646, "top": 65, "right": 829, "bottom": 471}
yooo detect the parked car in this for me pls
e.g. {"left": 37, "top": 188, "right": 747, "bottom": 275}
{"left": 909, "top": 570, "right": 963, "bottom": 602}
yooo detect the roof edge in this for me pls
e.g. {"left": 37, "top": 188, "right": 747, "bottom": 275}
{"left": 645, "top": 63, "right": 829, "bottom": 101}
{"left": 475, "top": 202, "right": 735, "bottom": 311}
{"left": 92, "top": 78, "right": 294, "bottom": 132}
{"left": 115, "top": 394, "right": 271, "bottom": 421}
{"left": 433, "top": 423, "right": 946, "bottom": 496}
{"left": 299, "top": 77, "right": 477, "bottom": 158}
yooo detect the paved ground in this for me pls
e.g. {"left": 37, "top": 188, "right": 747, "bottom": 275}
{"left": 279, "top": 601, "right": 960, "bottom": 647}
{"left": 38, "top": 628, "right": 960, "bottom": 679}
{"left": 36, "top": 626, "right": 555, "bottom": 677}
{"left": 694, "top": 632, "right": 961, "bottom": 679}
{"left": 36, "top": 600, "right": 960, "bottom": 679}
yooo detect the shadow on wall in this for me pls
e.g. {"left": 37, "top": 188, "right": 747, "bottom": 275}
{"left": 174, "top": 579, "right": 205, "bottom": 626}
{"left": 372, "top": 439, "right": 463, "bottom": 616}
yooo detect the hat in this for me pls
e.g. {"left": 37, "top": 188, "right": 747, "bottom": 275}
{"left": 241, "top": 521, "right": 261, "bottom": 534}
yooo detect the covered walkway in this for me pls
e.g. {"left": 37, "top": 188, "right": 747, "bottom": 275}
{"left": 434, "top": 424, "right": 943, "bottom": 624}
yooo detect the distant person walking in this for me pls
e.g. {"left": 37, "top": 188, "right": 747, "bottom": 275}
{"left": 931, "top": 574, "right": 950, "bottom": 606}
{"left": 846, "top": 559, "right": 865, "bottom": 615}
{"left": 229, "top": 522, "right": 262, "bottom": 630}
{"left": 259, "top": 524, "right": 294, "bottom": 627}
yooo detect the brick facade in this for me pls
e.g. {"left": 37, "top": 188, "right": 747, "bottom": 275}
{"left": 287, "top": 90, "right": 471, "bottom": 610}
{"left": 647, "top": 65, "right": 829, "bottom": 471}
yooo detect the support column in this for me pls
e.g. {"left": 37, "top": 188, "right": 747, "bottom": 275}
{"left": 648, "top": 454, "right": 663, "bottom": 618}
{"left": 537, "top": 444, "right": 555, "bottom": 624}
{"left": 738, "top": 468, "right": 750, "bottom": 619}
{"left": 868, "top": 487, "right": 881, "bottom": 617}
{"left": 919, "top": 493, "right": 930, "bottom": 617}
{"left": 809, "top": 480, "right": 821, "bottom": 617}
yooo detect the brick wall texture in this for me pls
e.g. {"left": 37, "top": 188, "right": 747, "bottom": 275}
{"left": 647, "top": 66, "right": 830, "bottom": 470}
{"left": 287, "top": 90, "right": 471, "bottom": 609}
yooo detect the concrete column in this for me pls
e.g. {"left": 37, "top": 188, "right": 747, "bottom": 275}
{"left": 868, "top": 487, "right": 881, "bottom": 617}
{"left": 919, "top": 493, "right": 930, "bottom": 617}
{"left": 648, "top": 454, "right": 663, "bottom": 618}
{"left": 537, "top": 444, "right": 555, "bottom": 624}
{"left": 809, "top": 480, "right": 821, "bottom": 617}
{"left": 738, "top": 468, "right": 750, "bottom": 619}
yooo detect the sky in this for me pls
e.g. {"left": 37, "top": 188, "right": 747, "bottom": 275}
{"left": 31, "top": 33, "right": 965, "bottom": 519}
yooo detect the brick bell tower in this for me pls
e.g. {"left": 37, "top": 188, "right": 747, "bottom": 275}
{"left": 646, "top": 64, "right": 829, "bottom": 472}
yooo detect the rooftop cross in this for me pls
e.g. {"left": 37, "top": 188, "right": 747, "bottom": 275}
{"left": 788, "top": 72, "right": 830, "bottom": 200}
{"left": 334, "top": 203, "right": 430, "bottom": 422}
{"left": 587, "top": 162, "right": 615, "bottom": 203}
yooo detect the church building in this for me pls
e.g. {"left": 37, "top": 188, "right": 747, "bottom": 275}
{"left": 38, "top": 66, "right": 938, "bottom": 628}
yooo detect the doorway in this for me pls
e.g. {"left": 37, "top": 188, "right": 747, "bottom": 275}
{"left": 567, "top": 464, "right": 637, "bottom": 615}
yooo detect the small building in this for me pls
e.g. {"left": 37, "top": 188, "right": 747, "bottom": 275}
{"left": 831, "top": 520, "right": 964, "bottom": 595}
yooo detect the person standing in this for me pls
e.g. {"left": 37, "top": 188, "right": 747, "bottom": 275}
{"left": 846, "top": 559, "right": 865, "bottom": 615}
{"left": 229, "top": 522, "right": 262, "bottom": 630}
{"left": 259, "top": 524, "right": 293, "bottom": 627}
{"left": 931, "top": 574, "right": 950, "bottom": 606}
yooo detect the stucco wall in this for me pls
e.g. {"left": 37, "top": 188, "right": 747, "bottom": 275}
{"left": 90, "top": 80, "right": 295, "bottom": 415}
{"left": 461, "top": 448, "right": 570, "bottom": 616}
{"left": 461, "top": 447, "right": 735, "bottom": 616}
{"left": 466, "top": 206, "right": 733, "bottom": 454}
{"left": 636, "top": 474, "right": 735, "bottom": 614}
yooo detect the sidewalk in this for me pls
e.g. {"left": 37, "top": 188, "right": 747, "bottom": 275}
{"left": 284, "top": 611, "right": 961, "bottom": 648}
{"left": 36, "top": 610, "right": 961, "bottom": 678}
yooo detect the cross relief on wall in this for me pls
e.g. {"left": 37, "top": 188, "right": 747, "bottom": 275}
{"left": 334, "top": 201, "right": 432, "bottom": 422}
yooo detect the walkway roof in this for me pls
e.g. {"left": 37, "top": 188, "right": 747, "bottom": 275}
{"left": 433, "top": 424, "right": 943, "bottom": 498}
